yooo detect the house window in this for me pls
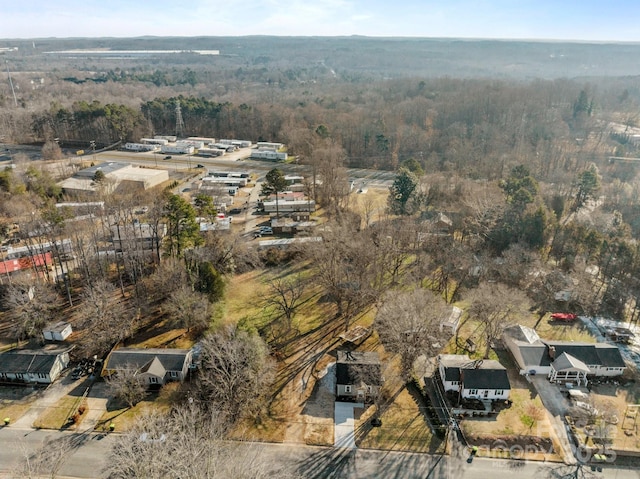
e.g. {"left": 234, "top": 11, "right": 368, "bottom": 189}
{"left": 169, "top": 371, "right": 178, "bottom": 378}
{"left": 345, "top": 385, "right": 352, "bottom": 393}
{"left": 15, "top": 373, "right": 24, "bottom": 380}
{"left": 0, "top": 373, "right": 7, "bottom": 380}
{"left": 495, "top": 390, "right": 503, "bottom": 395}
{"left": 367, "top": 385, "right": 372, "bottom": 393}
{"left": 149, "top": 377, "right": 159, "bottom": 384}
{"left": 37, "top": 373, "right": 48, "bottom": 379}
{"left": 467, "top": 389, "right": 477, "bottom": 396}
{"left": 451, "top": 381, "right": 459, "bottom": 386}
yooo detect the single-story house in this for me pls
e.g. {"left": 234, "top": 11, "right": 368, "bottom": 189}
{"left": 336, "top": 350, "right": 382, "bottom": 402}
{"left": 103, "top": 348, "right": 192, "bottom": 386}
{"left": 0, "top": 348, "right": 70, "bottom": 384}
{"left": 503, "top": 325, "right": 626, "bottom": 383}
{"left": 437, "top": 354, "right": 511, "bottom": 401}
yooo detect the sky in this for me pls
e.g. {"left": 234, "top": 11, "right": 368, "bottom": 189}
{"left": 2, "top": 0, "right": 640, "bottom": 42}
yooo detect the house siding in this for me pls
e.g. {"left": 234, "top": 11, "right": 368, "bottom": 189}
{"left": 462, "top": 388, "right": 510, "bottom": 400}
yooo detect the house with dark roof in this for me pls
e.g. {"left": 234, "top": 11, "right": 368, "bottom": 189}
{"left": 503, "top": 325, "right": 626, "bottom": 385}
{"left": 437, "top": 354, "right": 511, "bottom": 401}
{"left": 103, "top": 348, "right": 192, "bottom": 386}
{"left": 335, "top": 351, "right": 382, "bottom": 402}
{"left": 0, "top": 349, "right": 70, "bottom": 384}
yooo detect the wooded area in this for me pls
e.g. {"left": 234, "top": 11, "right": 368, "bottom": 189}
{"left": 3, "top": 36, "right": 640, "bottom": 474}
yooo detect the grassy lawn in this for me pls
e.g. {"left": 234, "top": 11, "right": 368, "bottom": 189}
{"left": 95, "top": 384, "right": 179, "bottom": 432}
{"left": 0, "top": 402, "right": 32, "bottom": 425}
{"left": 355, "top": 386, "right": 445, "bottom": 453}
{"left": 33, "top": 396, "right": 85, "bottom": 430}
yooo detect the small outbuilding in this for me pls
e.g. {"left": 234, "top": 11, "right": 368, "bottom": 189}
{"left": 43, "top": 322, "right": 73, "bottom": 341}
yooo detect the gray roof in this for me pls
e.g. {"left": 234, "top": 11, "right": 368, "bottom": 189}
{"left": 336, "top": 351, "right": 382, "bottom": 386}
{"left": 106, "top": 348, "right": 191, "bottom": 374}
{"left": 461, "top": 364, "right": 511, "bottom": 391}
{"left": 75, "top": 162, "right": 128, "bottom": 178}
{"left": 514, "top": 339, "right": 626, "bottom": 369}
{"left": 552, "top": 352, "right": 590, "bottom": 373}
{"left": 518, "top": 344, "right": 549, "bottom": 368}
{"left": 0, "top": 350, "right": 63, "bottom": 375}
{"left": 440, "top": 355, "right": 511, "bottom": 390}
{"left": 503, "top": 324, "right": 541, "bottom": 344}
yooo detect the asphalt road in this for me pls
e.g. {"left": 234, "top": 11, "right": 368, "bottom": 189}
{"left": 0, "top": 427, "right": 638, "bottom": 479}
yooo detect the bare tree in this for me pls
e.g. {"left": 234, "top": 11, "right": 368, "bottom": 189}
{"left": 12, "top": 435, "right": 76, "bottom": 479}
{"left": 105, "top": 403, "right": 298, "bottom": 479}
{"left": 164, "top": 286, "right": 210, "bottom": 333}
{"left": 196, "top": 327, "right": 276, "bottom": 422}
{"left": 265, "top": 274, "right": 306, "bottom": 333}
{"left": 375, "top": 288, "right": 450, "bottom": 380}
{"left": 106, "top": 364, "right": 147, "bottom": 408}
{"left": 3, "top": 281, "right": 59, "bottom": 341}
{"left": 469, "top": 283, "right": 530, "bottom": 358}
{"left": 76, "top": 279, "right": 134, "bottom": 356}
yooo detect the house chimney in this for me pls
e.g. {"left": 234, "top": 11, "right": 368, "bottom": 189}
{"left": 549, "top": 346, "right": 556, "bottom": 360}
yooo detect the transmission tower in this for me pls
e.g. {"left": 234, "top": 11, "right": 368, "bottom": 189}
{"left": 175, "top": 100, "right": 185, "bottom": 138}
{"left": 5, "top": 61, "right": 18, "bottom": 107}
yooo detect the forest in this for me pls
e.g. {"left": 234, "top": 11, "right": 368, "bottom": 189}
{"left": 2, "top": 36, "right": 640, "bottom": 475}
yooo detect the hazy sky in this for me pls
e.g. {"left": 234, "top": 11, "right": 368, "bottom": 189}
{"left": 2, "top": 0, "right": 639, "bottom": 41}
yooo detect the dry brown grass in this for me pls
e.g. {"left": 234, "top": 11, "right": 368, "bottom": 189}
{"left": 355, "top": 386, "right": 444, "bottom": 453}
{"left": 33, "top": 396, "right": 84, "bottom": 430}
{"left": 0, "top": 402, "right": 33, "bottom": 425}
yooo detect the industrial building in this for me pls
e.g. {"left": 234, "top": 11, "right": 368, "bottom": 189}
{"left": 58, "top": 162, "right": 169, "bottom": 195}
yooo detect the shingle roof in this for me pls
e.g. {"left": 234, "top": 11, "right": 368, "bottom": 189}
{"left": 552, "top": 352, "right": 590, "bottom": 373}
{"left": 106, "top": 348, "right": 190, "bottom": 374}
{"left": 518, "top": 344, "right": 549, "bottom": 368}
{"left": 336, "top": 351, "right": 382, "bottom": 386}
{"left": 461, "top": 366, "right": 511, "bottom": 391}
{"left": 0, "top": 350, "right": 61, "bottom": 375}
{"left": 514, "top": 339, "right": 626, "bottom": 370}
{"left": 594, "top": 344, "right": 626, "bottom": 368}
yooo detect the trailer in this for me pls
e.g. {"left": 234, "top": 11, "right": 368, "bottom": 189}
{"left": 262, "top": 199, "right": 315, "bottom": 213}
{"left": 141, "top": 138, "right": 169, "bottom": 146}
{"left": 124, "top": 143, "right": 158, "bottom": 152}
{"left": 160, "top": 144, "right": 194, "bottom": 154}
{"left": 196, "top": 148, "right": 225, "bottom": 157}
{"left": 251, "top": 150, "right": 287, "bottom": 161}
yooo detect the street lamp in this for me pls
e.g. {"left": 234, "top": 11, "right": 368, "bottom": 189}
{"left": 90, "top": 140, "right": 96, "bottom": 163}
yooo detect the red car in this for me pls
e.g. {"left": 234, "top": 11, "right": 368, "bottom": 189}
{"left": 551, "top": 312, "right": 578, "bottom": 322}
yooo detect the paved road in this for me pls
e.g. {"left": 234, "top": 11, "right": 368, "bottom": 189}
{"left": 0, "top": 427, "right": 638, "bottom": 479}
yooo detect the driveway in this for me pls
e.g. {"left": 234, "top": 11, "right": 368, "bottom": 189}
{"left": 10, "top": 375, "right": 85, "bottom": 429}
{"left": 529, "top": 376, "right": 576, "bottom": 464}
{"left": 334, "top": 402, "right": 363, "bottom": 449}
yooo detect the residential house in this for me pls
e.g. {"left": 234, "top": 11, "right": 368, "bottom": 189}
{"left": 103, "top": 348, "right": 192, "bottom": 386}
{"left": 503, "top": 324, "right": 626, "bottom": 385}
{"left": 437, "top": 354, "right": 511, "bottom": 402}
{"left": 0, "top": 348, "right": 70, "bottom": 384}
{"left": 335, "top": 351, "right": 382, "bottom": 402}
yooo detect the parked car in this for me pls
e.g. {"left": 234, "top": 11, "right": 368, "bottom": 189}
{"left": 196, "top": 164, "right": 205, "bottom": 168}
{"left": 550, "top": 312, "right": 578, "bottom": 322}
{"left": 164, "top": 155, "right": 172, "bottom": 160}
{"left": 259, "top": 227, "right": 273, "bottom": 235}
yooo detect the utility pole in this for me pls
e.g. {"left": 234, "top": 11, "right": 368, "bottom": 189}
{"left": 175, "top": 100, "right": 184, "bottom": 138}
{"left": 5, "top": 60, "right": 18, "bottom": 107}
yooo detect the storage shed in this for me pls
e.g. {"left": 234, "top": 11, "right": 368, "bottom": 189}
{"left": 43, "top": 322, "right": 72, "bottom": 341}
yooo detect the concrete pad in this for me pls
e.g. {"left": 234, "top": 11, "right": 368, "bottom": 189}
{"left": 334, "top": 401, "right": 363, "bottom": 449}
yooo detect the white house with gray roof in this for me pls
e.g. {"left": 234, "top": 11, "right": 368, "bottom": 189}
{"left": 503, "top": 325, "right": 626, "bottom": 384}
{"left": 103, "top": 348, "right": 192, "bottom": 385}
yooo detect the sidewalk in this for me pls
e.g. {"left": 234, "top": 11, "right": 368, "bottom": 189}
{"left": 10, "top": 376, "right": 85, "bottom": 429}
